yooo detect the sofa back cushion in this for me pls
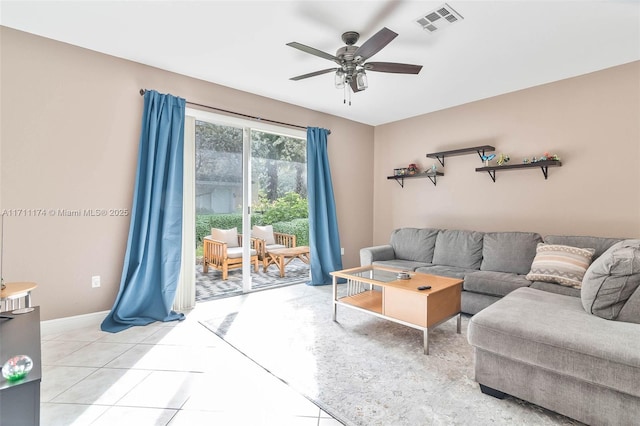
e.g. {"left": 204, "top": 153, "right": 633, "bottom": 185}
{"left": 481, "top": 232, "right": 543, "bottom": 275}
{"left": 581, "top": 239, "right": 640, "bottom": 323}
{"left": 432, "top": 229, "right": 484, "bottom": 269}
{"left": 390, "top": 228, "right": 439, "bottom": 263}
{"left": 211, "top": 227, "right": 239, "bottom": 248}
{"left": 543, "top": 235, "right": 621, "bottom": 261}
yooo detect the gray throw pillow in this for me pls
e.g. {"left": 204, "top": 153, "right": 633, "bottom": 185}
{"left": 581, "top": 239, "right": 640, "bottom": 322}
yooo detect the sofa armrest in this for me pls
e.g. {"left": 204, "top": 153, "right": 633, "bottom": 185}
{"left": 360, "top": 245, "right": 395, "bottom": 266}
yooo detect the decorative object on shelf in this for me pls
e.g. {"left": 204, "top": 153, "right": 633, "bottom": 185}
{"left": 393, "top": 168, "right": 408, "bottom": 176}
{"left": 496, "top": 153, "right": 510, "bottom": 166}
{"left": 481, "top": 153, "right": 496, "bottom": 166}
{"left": 407, "top": 163, "right": 419, "bottom": 175}
{"left": 532, "top": 153, "right": 560, "bottom": 163}
{"left": 2, "top": 354, "right": 33, "bottom": 382}
{"left": 430, "top": 164, "right": 437, "bottom": 173}
{"left": 523, "top": 158, "right": 530, "bottom": 164}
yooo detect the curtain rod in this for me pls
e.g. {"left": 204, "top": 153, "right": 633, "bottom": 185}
{"left": 139, "top": 89, "right": 330, "bottom": 134}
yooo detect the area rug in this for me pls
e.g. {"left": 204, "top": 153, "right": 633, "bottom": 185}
{"left": 199, "top": 284, "right": 579, "bottom": 426}
{"left": 196, "top": 258, "right": 310, "bottom": 301}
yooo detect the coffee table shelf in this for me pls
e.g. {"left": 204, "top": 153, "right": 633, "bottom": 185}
{"left": 338, "top": 290, "right": 383, "bottom": 314}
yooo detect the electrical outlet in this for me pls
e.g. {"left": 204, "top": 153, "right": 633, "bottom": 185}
{"left": 92, "top": 275, "right": 101, "bottom": 288}
{"left": 341, "top": 247, "right": 344, "bottom": 255}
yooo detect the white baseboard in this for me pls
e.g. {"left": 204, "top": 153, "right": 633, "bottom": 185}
{"left": 41, "top": 310, "right": 109, "bottom": 335}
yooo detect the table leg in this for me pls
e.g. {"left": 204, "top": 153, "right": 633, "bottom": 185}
{"left": 26, "top": 292, "right": 32, "bottom": 308}
{"left": 457, "top": 313, "right": 461, "bottom": 334}
{"left": 332, "top": 275, "right": 338, "bottom": 321}
{"left": 278, "top": 255, "right": 285, "bottom": 278}
{"left": 423, "top": 329, "right": 430, "bottom": 355}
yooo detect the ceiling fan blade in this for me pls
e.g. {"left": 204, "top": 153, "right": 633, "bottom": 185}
{"left": 286, "top": 42, "right": 339, "bottom": 62}
{"left": 353, "top": 27, "right": 398, "bottom": 63}
{"left": 365, "top": 62, "right": 423, "bottom": 74}
{"left": 361, "top": 0, "right": 404, "bottom": 36}
{"left": 290, "top": 68, "right": 338, "bottom": 81}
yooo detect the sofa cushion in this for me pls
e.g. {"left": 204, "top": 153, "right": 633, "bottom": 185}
{"left": 390, "top": 228, "right": 439, "bottom": 263}
{"left": 480, "top": 232, "right": 542, "bottom": 275}
{"left": 227, "top": 247, "right": 256, "bottom": 258}
{"left": 464, "top": 271, "right": 531, "bottom": 297}
{"left": 581, "top": 239, "right": 640, "bottom": 323}
{"left": 373, "top": 260, "right": 431, "bottom": 271}
{"left": 211, "top": 228, "right": 239, "bottom": 248}
{"left": 252, "top": 225, "right": 276, "bottom": 245}
{"left": 529, "top": 281, "right": 581, "bottom": 297}
{"left": 432, "top": 229, "right": 484, "bottom": 269}
{"left": 525, "top": 243, "right": 595, "bottom": 288}
{"left": 543, "top": 235, "right": 621, "bottom": 261}
{"left": 468, "top": 287, "right": 640, "bottom": 400}
{"left": 415, "top": 265, "right": 476, "bottom": 279}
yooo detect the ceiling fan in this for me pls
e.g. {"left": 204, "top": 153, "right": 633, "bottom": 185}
{"left": 287, "top": 27, "right": 422, "bottom": 96}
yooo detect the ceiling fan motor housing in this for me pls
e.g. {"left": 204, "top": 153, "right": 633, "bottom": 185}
{"left": 341, "top": 31, "right": 360, "bottom": 46}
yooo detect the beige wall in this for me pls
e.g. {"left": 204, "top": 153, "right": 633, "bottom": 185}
{"left": 373, "top": 61, "right": 640, "bottom": 243}
{"left": 0, "top": 27, "right": 374, "bottom": 320}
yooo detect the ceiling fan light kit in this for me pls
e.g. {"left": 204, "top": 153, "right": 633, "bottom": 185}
{"left": 287, "top": 26, "right": 422, "bottom": 104}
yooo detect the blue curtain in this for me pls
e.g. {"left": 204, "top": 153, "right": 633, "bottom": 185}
{"left": 307, "top": 127, "right": 343, "bottom": 285}
{"left": 101, "top": 90, "right": 186, "bottom": 332}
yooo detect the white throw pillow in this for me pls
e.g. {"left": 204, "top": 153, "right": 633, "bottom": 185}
{"left": 252, "top": 225, "right": 276, "bottom": 245}
{"left": 211, "top": 228, "right": 239, "bottom": 248}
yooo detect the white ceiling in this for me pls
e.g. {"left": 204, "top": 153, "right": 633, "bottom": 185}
{"left": 1, "top": 1, "right": 639, "bottom": 126}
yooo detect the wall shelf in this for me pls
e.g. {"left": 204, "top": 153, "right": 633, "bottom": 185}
{"left": 426, "top": 145, "right": 495, "bottom": 167}
{"left": 475, "top": 160, "right": 562, "bottom": 182}
{"left": 387, "top": 171, "right": 444, "bottom": 187}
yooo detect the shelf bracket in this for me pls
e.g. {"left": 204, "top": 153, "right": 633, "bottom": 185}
{"left": 540, "top": 165, "right": 549, "bottom": 179}
{"left": 427, "top": 175, "right": 438, "bottom": 186}
{"left": 486, "top": 170, "right": 496, "bottom": 182}
{"left": 392, "top": 177, "right": 405, "bottom": 188}
{"left": 434, "top": 155, "right": 445, "bottom": 167}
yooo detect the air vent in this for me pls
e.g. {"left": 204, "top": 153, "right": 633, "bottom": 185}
{"left": 415, "top": 3, "right": 463, "bottom": 33}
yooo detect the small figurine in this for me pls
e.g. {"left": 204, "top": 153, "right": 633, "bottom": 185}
{"left": 430, "top": 164, "right": 437, "bottom": 173}
{"left": 407, "top": 163, "right": 419, "bottom": 175}
{"left": 497, "top": 153, "right": 510, "bottom": 166}
{"left": 481, "top": 154, "right": 496, "bottom": 166}
{"left": 522, "top": 158, "right": 530, "bottom": 164}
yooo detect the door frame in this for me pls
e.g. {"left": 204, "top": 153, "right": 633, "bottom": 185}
{"left": 175, "top": 108, "right": 306, "bottom": 309}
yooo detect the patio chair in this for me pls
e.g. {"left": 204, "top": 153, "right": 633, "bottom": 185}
{"left": 251, "top": 225, "right": 297, "bottom": 269}
{"left": 203, "top": 228, "right": 259, "bottom": 280}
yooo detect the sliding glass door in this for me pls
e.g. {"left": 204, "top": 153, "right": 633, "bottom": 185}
{"left": 183, "top": 108, "right": 307, "bottom": 304}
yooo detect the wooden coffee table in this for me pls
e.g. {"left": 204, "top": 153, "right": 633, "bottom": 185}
{"left": 330, "top": 265, "right": 462, "bottom": 355}
{"left": 264, "top": 246, "right": 310, "bottom": 277}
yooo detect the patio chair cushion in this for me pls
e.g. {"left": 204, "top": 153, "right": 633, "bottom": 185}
{"left": 266, "top": 244, "right": 287, "bottom": 252}
{"left": 227, "top": 247, "right": 257, "bottom": 258}
{"left": 253, "top": 225, "right": 276, "bottom": 245}
{"left": 211, "top": 228, "right": 239, "bottom": 248}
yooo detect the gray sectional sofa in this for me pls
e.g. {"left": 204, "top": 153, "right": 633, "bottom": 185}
{"left": 360, "top": 227, "right": 622, "bottom": 314}
{"left": 360, "top": 228, "right": 640, "bottom": 424}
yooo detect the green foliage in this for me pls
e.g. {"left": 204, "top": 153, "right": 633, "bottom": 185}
{"left": 261, "top": 192, "right": 308, "bottom": 224}
{"left": 273, "top": 218, "right": 309, "bottom": 246}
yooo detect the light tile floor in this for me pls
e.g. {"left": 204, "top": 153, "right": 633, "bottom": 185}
{"left": 40, "top": 300, "right": 342, "bottom": 426}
